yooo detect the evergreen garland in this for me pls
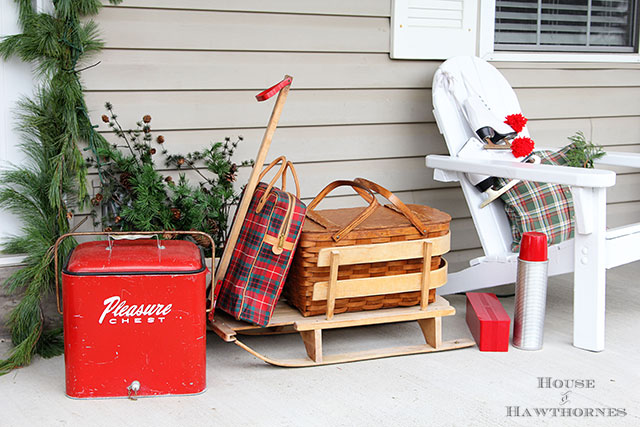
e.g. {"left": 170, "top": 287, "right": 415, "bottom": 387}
{"left": 0, "top": 0, "right": 121, "bottom": 374}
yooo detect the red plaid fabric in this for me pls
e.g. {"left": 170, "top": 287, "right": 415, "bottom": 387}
{"left": 498, "top": 145, "right": 574, "bottom": 251}
{"left": 216, "top": 182, "right": 306, "bottom": 326}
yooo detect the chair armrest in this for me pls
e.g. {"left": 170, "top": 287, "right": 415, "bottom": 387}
{"left": 426, "top": 155, "right": 616, "bottom": 188}
{"left": 595, "top": 152, "right": 640, "bottom": 169}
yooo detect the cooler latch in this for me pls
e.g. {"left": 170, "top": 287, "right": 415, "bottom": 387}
{"left": 127, "top": 380, "right": 140, "bottom": 400}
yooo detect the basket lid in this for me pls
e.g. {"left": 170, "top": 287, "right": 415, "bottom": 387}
{"left": 303, "top": 204, "right": 451, "bottom": 235}
{"left": 63, "top": 240, "right": 204, "bottom": 275}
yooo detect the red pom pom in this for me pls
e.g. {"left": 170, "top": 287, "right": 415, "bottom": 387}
{"left": 511, "top": 137, "right": 535, "bottom": 158}
{"left": 504, "top": 113, "right": 528, "bottom": 133}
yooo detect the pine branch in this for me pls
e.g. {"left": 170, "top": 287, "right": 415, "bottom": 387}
{"left": 566, "top": 131, "right": 606, "bottom": 169}
{"left": 0, "top": 0, "right": 112, "bottom": 374}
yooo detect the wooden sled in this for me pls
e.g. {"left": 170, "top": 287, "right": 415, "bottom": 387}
{"left": 210, "top": 296, "right": 475, "bottom": 368}
{"left": 210, "top": 297, "right": 473, "bottom": 367}
{"left": 210, "top": 235, "right": 474, "bottom": 367}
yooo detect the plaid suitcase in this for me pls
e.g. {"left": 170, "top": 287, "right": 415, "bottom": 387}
{"left": 215, "top": 157, "right": 306, "bottom": 326}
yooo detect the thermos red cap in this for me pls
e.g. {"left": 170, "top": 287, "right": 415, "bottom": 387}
{"left": 519, "top": 232, "right": 548, "bottom": 262}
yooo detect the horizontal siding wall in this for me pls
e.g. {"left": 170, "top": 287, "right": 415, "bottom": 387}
{"left": 82, "top": 1, "right": 640, "bottom": 270}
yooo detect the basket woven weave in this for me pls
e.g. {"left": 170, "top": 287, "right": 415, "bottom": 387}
{"left": 283, "top": 179, "right": 450, "bottom": 317}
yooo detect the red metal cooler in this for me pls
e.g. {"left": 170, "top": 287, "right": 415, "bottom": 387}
{"left": 59, "top": 233, "right": 210, "bottom": 399}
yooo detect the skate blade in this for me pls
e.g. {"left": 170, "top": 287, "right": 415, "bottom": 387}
{"left": 482, "top": 139, "right": 512, "bottom": 150}
{"left": 479, "top": 179, "right": 519, "bottom": 208}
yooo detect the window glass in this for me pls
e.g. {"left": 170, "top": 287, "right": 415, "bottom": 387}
{"left": 495, "top": 0, "right": 638, "bottom": 52}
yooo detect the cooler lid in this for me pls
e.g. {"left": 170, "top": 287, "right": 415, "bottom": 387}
{"left": 63, "top": 239, "right": 205, "bottom": 275}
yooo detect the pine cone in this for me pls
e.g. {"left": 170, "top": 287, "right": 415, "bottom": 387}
{"left": 114, "top": 215, "right": 122, "bottom": 224}
{"left": 120, "top": 172, "right": 133, "bottom": 190}
{"left": 156, "top": 135, "right": 165, "bottom": 144}
{"left": 223, "top": 171, "right": 237, "bottom": 183}
{"left": 191, "top": 229, "right": 211, "bottom": 248}
{"left": 171, "top": 208, "right": 181, "bottom": 220}
{"left": 95, "top": 193, "right": 103, "bottom": 202}
{"left": 143, "top": 115, "right": 152, "bottom": 123}
{"left": 177, "top": 158, "right": 185, "bottom": 166}
{"left": 165, "top": 176, "right": 173, "bottom": 183}
{"left": 207, "top": 219, "right": 220, "bottom": 234}
{"left": 101, "top": 115, "right": 110, "bottom": 123}
{"left": 150, "top": 148, "right": 156, "bottom": 155}
{"left": 162, "top": 232, "right": 176, "bottom": 240}
{"left": 66, "top": 211, "right": 73, "bottom": 219}
{"left": 104, "top": 227, "right": 113, "bottom": 232}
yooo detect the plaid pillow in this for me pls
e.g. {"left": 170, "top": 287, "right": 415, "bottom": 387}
{"left": 498, "top": 145, "right": 574, "bottom": 251}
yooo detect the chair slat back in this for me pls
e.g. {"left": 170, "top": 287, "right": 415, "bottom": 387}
{"left": 432, "top": 56, "right": 528, "bottom": 257}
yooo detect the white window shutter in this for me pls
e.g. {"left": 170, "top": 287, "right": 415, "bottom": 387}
{"left": 391, "top": 0, "right": 478, "bottom": 60}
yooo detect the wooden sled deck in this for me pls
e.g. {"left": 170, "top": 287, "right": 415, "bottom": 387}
{"left": 210, "top": 296, "right": 475, "bottom": 367}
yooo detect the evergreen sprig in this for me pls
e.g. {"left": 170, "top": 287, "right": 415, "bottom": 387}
{"left": 0, "top": 0, "right": 120, "bottom": 374}
{"left": 566, "top": 131, "right": 606, "bottom": 169}
{"left": 165, "top": 137, "right": 253, "bottom": 254}
{"left": 92, "top": 105, "right": 250, "bottom": 256}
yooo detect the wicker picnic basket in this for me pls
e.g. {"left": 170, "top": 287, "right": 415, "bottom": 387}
{"left": 283, "top": 178, "right": 451, "bottom": 317}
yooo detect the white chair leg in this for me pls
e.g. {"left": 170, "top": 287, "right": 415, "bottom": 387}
{"left": 439, "top": 259, "right": 518, "bottom": 295}
{"left": 572, "top": 187, "right": 607, "bottom": 352}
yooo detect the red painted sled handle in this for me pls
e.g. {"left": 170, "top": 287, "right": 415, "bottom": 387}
{"left": 255, "top": 76, "right": 293, "bottom": 101}
{"left": 53, "top": 231, "right": 217, "bottom": 315}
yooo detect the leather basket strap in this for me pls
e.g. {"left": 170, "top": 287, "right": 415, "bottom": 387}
{"left": 306, "top": 180, "right": 380, "bottom": 242}
{"left": 354, "top": 177, "right": 429, "bottom": 236}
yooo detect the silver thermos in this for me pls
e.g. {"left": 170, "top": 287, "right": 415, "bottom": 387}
{"left": 512, "top": 232, "right": 549, "bottom": 350}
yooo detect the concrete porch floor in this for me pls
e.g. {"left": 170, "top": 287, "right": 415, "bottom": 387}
{"left": 0, "top": 262, "right": 639, "bottom": 426}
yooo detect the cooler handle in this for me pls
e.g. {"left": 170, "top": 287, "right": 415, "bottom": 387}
{"left": 53, "top": 231, "right": 217, "bottom": 315}
{"left": 107, "top": 233, "right": 166, "bottom": 250}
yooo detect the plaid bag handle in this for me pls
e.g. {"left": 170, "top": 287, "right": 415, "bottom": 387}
{"left": 306, "top": 180, "right": 380, "bottom": 242}
{"left": 256, "top": 156, "right": 301, "bottom": 212}
{"left": 354, "top": 178, "right": 429, "bottom": 236}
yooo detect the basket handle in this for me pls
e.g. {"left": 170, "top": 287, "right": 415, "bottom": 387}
{"left": 354, "top": 178, "right": 429, "bottom": 236}
{"left": 53, "top": 231, "right": 217, "bottom": 315}
{"left": 256, "top": 157, "right": 301, "bottom": 212}
{"left": 306, "top": 180, "right": 380, "bottom": 242}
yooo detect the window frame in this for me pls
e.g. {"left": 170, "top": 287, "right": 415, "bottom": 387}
{"left": 478, "top": 0, "right": 640, "bottom": 63}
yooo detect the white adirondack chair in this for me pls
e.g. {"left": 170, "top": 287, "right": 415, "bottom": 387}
{"left": 427, "top": 56, "right": 640, "bottom": 352}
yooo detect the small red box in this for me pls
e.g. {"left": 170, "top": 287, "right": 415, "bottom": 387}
{"left": 465, "top": 292, "right": 510, "bottom": 352}
{"left": 62, "top": 239, "right": 207, "bottom": 399}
